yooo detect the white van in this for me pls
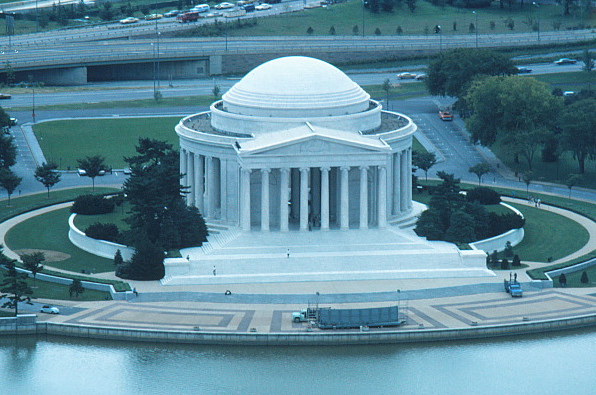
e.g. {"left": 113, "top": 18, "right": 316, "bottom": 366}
{"left": 192, "top": 4, "right": 210, "bottom": 13}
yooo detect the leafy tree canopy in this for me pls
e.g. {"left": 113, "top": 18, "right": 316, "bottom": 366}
{"left": 0, "top": 133, "right": 17, "bottom": 169}
{"left": 465, "top": 75, "right": 563, "bottom": 170}
{"left": 34, "top": 162, "right": 61, "bottom": 197}
{"left": 560, "top": 98, "right": 596, "bottom": 174}
{"left": 426, "top": 48, "right": 517, "bottom": 100}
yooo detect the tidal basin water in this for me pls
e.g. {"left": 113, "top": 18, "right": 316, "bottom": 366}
{"left": 1, "top": 330, "right": 595, "bottom": 394}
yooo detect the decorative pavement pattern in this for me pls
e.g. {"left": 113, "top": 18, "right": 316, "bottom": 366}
{"left": 56, "top": 290, "right": 596, "bottom": 334}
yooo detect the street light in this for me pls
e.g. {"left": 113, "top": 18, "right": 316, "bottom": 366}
{"left": 362, "top": 0, "right": 365, "bottom": 37}
{"left": 533, "top": 2, "right": 540, "bottom": 43}
{"left": 473, "top": 11, "right": 478, "bottom": 48}
{"left": 434, "top": 25, "right": 442, "bottom": 52}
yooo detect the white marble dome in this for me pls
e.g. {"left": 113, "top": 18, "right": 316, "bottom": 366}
{"left": 221, "top": 56, "right": 371, "bottom": 118}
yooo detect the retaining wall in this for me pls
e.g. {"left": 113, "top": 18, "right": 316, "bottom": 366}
{"left": 6, "top": 313, "right": 595, "bottom": 345}
{"left": 469, "top": 202, "right": 525, "bottom": 253}
{"left": 68, "top": 214, "right": 135, "bottom": 261}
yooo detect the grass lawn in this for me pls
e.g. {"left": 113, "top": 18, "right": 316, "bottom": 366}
{"left": 552, "top": 266, "right": 596, "bottom": 288}
{"left": 218, "top": 1, "right": 589, "bottom": 37}
{"left": 4, "top": 207, "right": 115, "bottom": 274}
{"left": 34, "top": 117, "right": 181, "bottom": 170}
{"left": 25, "top": 276, "right": 111, "bottom": 301}
{"left": 0, "top": 187, "right": 119, "bottom": 224}
{"left": 507, "top": 202, "right": 589, "bottom": 263}
{"left": 74, "top": 203, "right": 131, "bottom": 231}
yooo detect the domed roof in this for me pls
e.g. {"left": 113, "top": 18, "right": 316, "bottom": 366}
{"left": 222, "top": 56, "right": 371, "bottom": 118}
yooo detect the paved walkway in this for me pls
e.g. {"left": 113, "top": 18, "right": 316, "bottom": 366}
{"left": 4, "top": 191, "right": 596, "bottom": 335}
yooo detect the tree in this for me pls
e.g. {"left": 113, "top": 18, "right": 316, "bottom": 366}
{"left": 0, "top": 107, "right": 13, "bottom": 131}
{"left": 1, "top": 255, "right": 33, "bottom": 317}
{"left": 212, "top": 84, "right": 220, "bottom": 99}
{"left": 0, "top": 133, "right": 17, "bottom": 169}
{"left": 560, "top": 98, "right": 596, "bottom": 174}
{"left": 500, "top": 258, "right": 509, "bottom": 270}
{"left": 114, "top": 249, "right": 124, "bottom": 268}
{"left": 503, "top": 241, "right": 513, "bottom": 257}
{"left": 20, "top": 252, "right": 44, "bottom": 287}
{"left": 582, "top": 49, "right": 595, "bottom": 73}
{"left": 522, "top": 171, "right": 533, "bottom": 194}
{"left": 121, "top": 138, "right": 208, "bottom": 280}
{"left": 444, "top": 211, "right": 476, "bottom": 243}
{"left": 77, "top": 155, "right": 108, "bottom": 191}
{"left": 426, "top": 48, "right": 517, "bottom": 101}
{"left": 559, "top": 273, "right": 567, "bottom": 287}
{"left": 382, "top": 78, "right": 391, "bottom": 108}
{"left": 580, "top": 271, "right": 589, "bottom": 284}
{"left": 34, "top": 162, "right": 61, "bottom": 198}
{"left": 565, "top": 174, "right": 582, "bottom": 198}
{"left": 412, "top": 151, "right": 437, "bottom": 181}
{"left": 468, "top": 163, "right": 491, "bottom": 185}
{"left": 0, "top": 167, "right": 21, "bottom": 205}
{"left": 69, "top": 279, "right": 85, "bottom": 298}
{"left": 465, "top": 76, "right": 563, "bottom": 170}
{"left": 512, "top": 254, "right": 521, "bottom": 267}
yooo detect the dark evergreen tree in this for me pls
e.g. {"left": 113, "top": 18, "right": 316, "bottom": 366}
{"left": 444, "top": 211, "right": 476, "bottom": 243}
{"left": 1, "top": 256, "right": 33, "bottom": 317}
{"left": 20, "top": 251, "right": 44, "bottom": 287}
{"left": 512, "top": 254, "right": 521, "bottom": 267}
{"left": 69, "top": 279, "right": 85, "bottom": 298}
{"left": 0, "top": 133, "right": 17, "bottom": 169}
{"left": 580, "top": 271, "right": 589, "bottom": 284}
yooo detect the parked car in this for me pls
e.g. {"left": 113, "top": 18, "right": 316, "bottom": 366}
{"left": 9, "top": 117, "right": 17, "bottom": 126}
{"left": 40, "top": 305, "right": 60, "bottom": 314}
{"left": 255, "top": 3, "right": 272, "bottom": 10}
{"left": 216, "top": 2, "right": 235, "bottom": 9}
{"left": 516, "top": 67, "right": 532, "bottom": 73}
{"left": 145, "top": 13, "right": 163, "bottom": 20}
{"left": 242, "top": 3, "right": 255, "bottom": 11}
{"left": 397, "top": 72, "right": 417, "bottom": 79}
{"left": 119, "top": 17, "right": 139, "bottom": 24}
{"left": 563, "top": 91, "right": 576, "bottom": 97}
{"left": 0, "top": 93, "right": 11, "bottom": 99}
{"left": 415, "top": 73, "right": 427, "bottom": 80}
{"left": 554, "top": 58, "right": 577, "bottom": 65}
{"left": 164, "top": 9, "right": 179, "bottom": 17}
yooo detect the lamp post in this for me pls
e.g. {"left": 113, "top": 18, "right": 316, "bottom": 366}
{"left": 473, "top": 11, "right": 478, "bottom": 48}
{"left": 362, "top": 0, "right": 365, "bottom": 37}
{"left": 533, "top": 2, "right": 540, "bottom": 43}
{"left": 31, "top": 85, "right": 35, "bottom": 124}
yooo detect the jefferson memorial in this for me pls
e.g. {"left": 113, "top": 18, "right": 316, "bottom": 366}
{"left": 164, "top": 56, "right": 490, "bottom": 285}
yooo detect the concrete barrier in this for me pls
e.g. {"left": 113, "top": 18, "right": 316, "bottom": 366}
{"left": 68, "top": 214, "right": 135, "bottom": 261}
{"left": 469, "top": 202, "right": 524, "bottom": 253}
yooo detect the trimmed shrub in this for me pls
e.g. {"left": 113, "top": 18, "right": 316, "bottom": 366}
{"left": 559, "top": 273, "right": 567, "bottom": 287}
{"left": 512, "top": 254, "right": 521, "bottom": 267}
{"left": 581, "top": 271, "right": 589, "bottom": 284}
{"left": 85, "top": 222, "right": 120, "bottom": 243}
{"left": 71, "top": 194, "right": 115, "bottom": 215}
{"left": 500, "top": 258, "right": 509, "bottom": 270}
{"left": 466, "top": 187, "right": 501, "bottom": 205}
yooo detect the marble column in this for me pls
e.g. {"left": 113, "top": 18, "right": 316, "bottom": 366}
{"left": 359, "top": 166, "right": 368, "bottom": 229}
{"left": 280, "top": 168, "right": 290, "bottom": 232}
{"left": 219, "top": 158, "right": 227, "bottom": 221}
{"left": 261, "top": 168, "right": 270, "bottom": 232}
{"left": 340, "top": 166, "right": 350, "bottom": 230}
{"left": 180, "top": 149, "right": 188, "bottom": 203}
{"left": 240, "top": 168, "right": 251, "bottom": 231}
{"left": 299, "top": 167, "right": 309, "bottom": 231}
{"left": 392, "top": 153, "right": 400, "bottom": 215}
{"left": 378, "top": 166, "right": 387, "bottom": 229}
{"left": 203, "top": 156, "right": 212, "bottom": 218}
{"left": 187, "top": 153, "right": 195, "bottom": 206}
{"left": 320, "top": 167, "right": 330, "bottom": 231}
{"left": 407, "top": 148, "right": 413, "bottom": 208}
{"left": 400, "top": 150, "right": 408, "bottom": 212}
{"left": 195, "top": 154, "right": 204, "bottom": 213}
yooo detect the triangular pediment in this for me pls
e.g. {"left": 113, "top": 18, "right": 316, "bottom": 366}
{"left": 238, "top": 124, "right": 389, "bottom": 157}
